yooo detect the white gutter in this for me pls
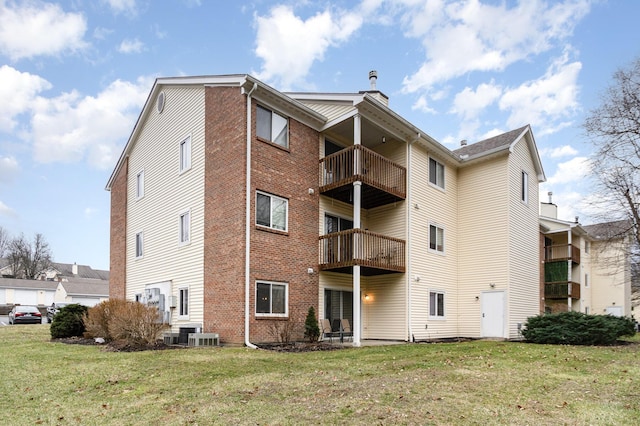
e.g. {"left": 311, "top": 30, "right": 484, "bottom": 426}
{"left": 242, "top": 81, "right": 258, "bottom": 349}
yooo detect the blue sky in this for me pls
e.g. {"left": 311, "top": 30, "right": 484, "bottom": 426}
{"left": 0, "top": 0, "right": 639, "bottom": 270}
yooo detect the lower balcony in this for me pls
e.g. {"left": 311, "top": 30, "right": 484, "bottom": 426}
{"left": 319, "top": 229, "right": 405, "bottom": 276}
{"left": 545, "top": 282, "right": 581, "bottom": 300}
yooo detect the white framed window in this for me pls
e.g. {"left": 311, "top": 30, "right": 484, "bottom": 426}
{"left": 136, "top": 169, "right": 144, "bottom": 199}
{"left": 255, "top": 281, "right": 288, "bottom": 317}
{"left": 429, "top": 157, "right": 445, "bottom": 189}
{"left": 429, "top": 224, "right": 445, "bottom": 253}
{"left": 429, "top": 291, "right": 445, "bottom": 318}
{"left": 257, "top": 105, "right": 288, "bottom": 148}
{"left": 178, "top": 287, "right": 189, "bottom": 318}
{"left": 585, "top": 241, "right": 590, "bottom": 253}
{"left": 179, "top": 135, "right": 192, "bottom": 173}
{"left": 585, "top": 306, "right": 589, "bottom": 315}
{"left": 135, "top": 231, "right": 144, "bottom": 258}
{"left": 256, "top": 191, "right": 288, "bottom": 231}
{"left": 585, "top": 273, "right": 589, "bottom": 288}
{"left": 179, "top": 210, "right": 190, "bottom": 244}
{"left": 521, "top": 171, "right": 528, "bottom": 204}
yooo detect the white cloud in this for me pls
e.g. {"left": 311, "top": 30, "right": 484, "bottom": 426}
{"left": 253, "top": 5, "right": 365, "bottom": 90}
{"left": 0, "top": 66, "right": 52, "bottom": 132}
{"left": 0, "top": 1, "right": 87, "bottom": 61}
{"left": 118, "top": 38, "right": 144, "bottom": 54}
{"left": 499, "top": 52, "right": 581, "bottom": 134}
{"left": 84, "top": 207, "right": 98, "bottom": 218}
{"left": 103, "top": 0, "right": 137, "bottom": 15}
{"left": 545, "top": 156, "right": 590, "bottom": 186}
{"left": 540, "top": 145, "right": 578, "bottom": 159}
{"left": 0, "top": 200, "right": 16, "bottom": 217}
{"left": 450, "top": 81, "right": 502, "bottom": 120}
{"left": 399, "top": 0, "right": 590, "bottom": 93}
{"left": 30, "top": 76, "right": 153, "bottom": 170}
{"left": 0, "top": 155, "right": 19, "bottom": 183}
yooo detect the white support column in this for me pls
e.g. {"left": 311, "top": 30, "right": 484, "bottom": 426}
{"left": 352, "top": 114, "right": 362, "bottom": 347}
{"left": 567, "top": 231, "right": 572, "bottom": 312}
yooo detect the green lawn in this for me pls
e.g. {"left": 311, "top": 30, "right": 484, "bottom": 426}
{"left": 1, "top": 325, "right": 638, "bottom": 425}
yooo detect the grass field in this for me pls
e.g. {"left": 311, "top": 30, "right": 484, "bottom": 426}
{"left": 1, "top": 325, "right": 638, "bottom": 425}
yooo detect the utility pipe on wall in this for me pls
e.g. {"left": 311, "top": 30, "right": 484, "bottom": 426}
{"left": 242, "top": 81, "right": 258, "bottom": 349}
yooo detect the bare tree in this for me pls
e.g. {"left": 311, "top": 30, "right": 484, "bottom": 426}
{"left": 584, "top": 57, "right": 640, "bottom": 298}
{"left": 0, "top": 226, "right": 9, "bottom": 258}
{"left": 8, "top": 233, "right": 53, "bottom": 279}
{"left": 583, "top": 57, "right": 640, "bottom": 247}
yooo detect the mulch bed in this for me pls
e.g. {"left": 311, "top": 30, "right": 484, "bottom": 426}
{"left": 257, "top": 342, "right": 344, "bottom": 352}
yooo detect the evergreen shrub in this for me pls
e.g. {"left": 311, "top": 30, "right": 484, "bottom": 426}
{"left": 304, "top": 306, "right": 320, "bottom": 342}
{"left": 521, "top": 311, "right": 636, "bottom": 345}
{"left": 50, "top": 304, "right": 89, "bottom": 339}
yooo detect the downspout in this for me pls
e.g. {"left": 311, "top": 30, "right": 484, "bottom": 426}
{"left": 407, "top": 134, "right": 418, "bottom": 342}
{"left": 242, "top": 81, "right": 258, "bottom": 349}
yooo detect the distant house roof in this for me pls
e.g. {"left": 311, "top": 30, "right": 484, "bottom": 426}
{"left": 59, "top": 279, "right": 109, "bottom": 297}
{"left": 583, "top": 219, "right": 633, "bottom": 241}
{"left": 0, "top": 277, "right": 58, "bottom": 291}
{"left": 49, "top": 262, "right": 110, "bottom": 281}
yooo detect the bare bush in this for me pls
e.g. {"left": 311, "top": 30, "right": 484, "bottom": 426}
{"left": 85, "top": 299, "right": 167, "bottom": 345}
{"left": 268, "top": 320, "right": 298, "bottom": 343}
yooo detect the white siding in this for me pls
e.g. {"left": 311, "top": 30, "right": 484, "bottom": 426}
{"left": 126, "top": 85, "right": 205, "bottom": 328}
{"left": 507, "top": 138, "right": 541, "bottom": 338}
{"left": 409, "top": 143, "right": 459, "bottom": 340}
{"left": 362, "top": 274, "right": 406, "bottom": 339}
{"left": 457, "top": 154, "right": 510, "bottom": 338}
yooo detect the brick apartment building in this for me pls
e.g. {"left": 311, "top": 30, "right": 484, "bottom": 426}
{"left": 107, "top": 73, "right": 545, "bottom": 346}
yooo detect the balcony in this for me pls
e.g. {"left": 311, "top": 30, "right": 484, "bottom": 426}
{"left": 545, "top": 282, "right": 581, "bottom": 300}
{"left": 319, "top": 229, "right": 405, "bottom": 276}
{"left": 319, "top": 145, "right": 406, "bottom": 209}
{"left": 544, "top": 244, "right": 580, "bottom": 264}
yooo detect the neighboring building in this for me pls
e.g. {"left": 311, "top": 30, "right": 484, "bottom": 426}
{"left": 107, "top": 73, "right": 545, "bottom": 346}
{"left": 54, "top": 279, "right": 109, "bottom": 307}
{"left": 0, "top": 259, "right": 110, "bottom": 313}
{"left": 540, "top": 196, "right": 633, "bottom": 317}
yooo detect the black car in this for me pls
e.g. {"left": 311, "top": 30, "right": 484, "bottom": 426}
{"left": 46, "top": 302, "right": 71, "bottom": 323}
{"left": 9, "top": 305, "right": 43, "bottom": 324}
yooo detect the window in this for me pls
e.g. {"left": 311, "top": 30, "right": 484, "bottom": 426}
{"left": 585, "top": 273, "right": 589, "bottom": 288}
{"left": 256, "top": 281, "right": 288, "bottom": 316}
{"left": 179, "top": 135, "right": 191, "bottom": 173}
{"left": 256, "top": 191, "right": 288, "bottom": 231}
{"left": 179, "top": 210, "right": 190, "bottom": 244}
{"left": 585, "top": 241, "right": 590, "bottom": 253}
{"left": 429, "top": 291, "right": 445, "bottom": 318}
{"left": 521, "top": 171, "right": 528, "bottom": 203}
{"left": 136, "top": 170, "right": 144, "bottom": 199}
{"left": 179, "top": 287, "right": 189, "bottom": 317}
{"left": 257, "top": 105, "right": 288, "bottom": 148}
{"left": 429, "top": 224, "right": 445, "bottom": 253}
{"left": 135, "top": 232, "right": 143, "bottom": 258}
{"left": 429, "top": 157, "right": 445, "bottom": 189}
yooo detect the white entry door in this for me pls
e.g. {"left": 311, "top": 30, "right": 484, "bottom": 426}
{"left": 481, "top": 291, "right": 505, "bottom": 338}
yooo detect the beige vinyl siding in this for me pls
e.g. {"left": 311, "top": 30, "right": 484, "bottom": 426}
{"left": 457, "top": 154, "right": 510, "bottom": 338}
{"left": 300, "top": 102, "right": 354, "bottom": 122}
{"left": 589, "top": 239, "right": 631, "bottom": 316}
{"left": 409, "top": 144, "right": 459, "bottom": 340}
{"left": 507, "top": 139, "right": 541, "bottom": 338}
{"left": 126, "top": 85, "right": 205, "bottom": 328}
{"left": 361, "top": 274, "right": 406, "bottom": 339}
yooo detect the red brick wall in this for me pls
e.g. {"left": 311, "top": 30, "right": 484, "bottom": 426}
{"left": 109, "top": 157, "right": 128, "bottom": 299}
{"left": 204, "top": 86, "right": 320, "bottom": 344}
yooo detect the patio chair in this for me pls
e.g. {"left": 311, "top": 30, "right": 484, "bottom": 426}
{"left": 340, "top": 319, "right": 353, "bottom": 342}
{"left": 321, "top": 318, "right": 336, "bottom": 342}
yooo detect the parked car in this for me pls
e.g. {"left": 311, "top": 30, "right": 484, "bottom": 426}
{"left": 46, "top": 302, "right": 71, "bottom": 323}
{"left": 9, "top": 305, "right": 43, "bottom": 325}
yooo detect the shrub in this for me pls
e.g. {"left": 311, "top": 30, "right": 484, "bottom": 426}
{"left": 50, "top": 304, "right": 89, "bottom": 339}
{"left": 304, "top": 306, "right": 320, "bottom": 342}
{"left": 84, "top": 299, "right": 167, "bottom": 346}
{"left": 84, "top": 299, "right": 127, "bottom": 341}
{"left": 522, "top": 311, "right": 636, "bottom": 345}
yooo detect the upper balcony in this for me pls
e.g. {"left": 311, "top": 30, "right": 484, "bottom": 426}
{"left": 544, "top": 282, "right": 581, "bottom": 300}
{"left": 319, "top": 145, "right": 406, "bottom": 209}
{"left": 544, "top": 244, "right": 580, "bottom": 265}
{"left": 319, "top": 229, "right": 405, "bottom": 276}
